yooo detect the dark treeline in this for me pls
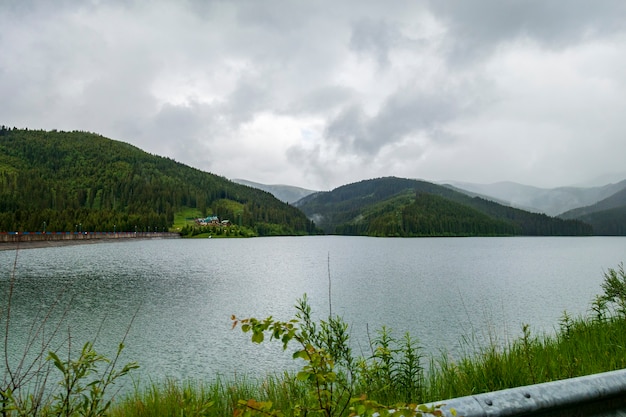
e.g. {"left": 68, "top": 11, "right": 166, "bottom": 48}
{"left": 0, "top": 127, "right": 317, "bottom": 235}
{"left": 575, "top": 207, "right": 626, "bottom": 236}
{"left": 336, "top": 192, "right": 518, "bottom": 236}
{"left": 452, "top": 193, "right": 593, "bottom": 236}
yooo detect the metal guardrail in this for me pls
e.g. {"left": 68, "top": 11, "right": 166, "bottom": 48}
{"left": 422, "top": 368, "right": 626, "bottom": 417}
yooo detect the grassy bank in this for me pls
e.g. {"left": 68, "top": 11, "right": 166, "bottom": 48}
{"left": 104, "top": 265, "right": 626, "bottom": 416}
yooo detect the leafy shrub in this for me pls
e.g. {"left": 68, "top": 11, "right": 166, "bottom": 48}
{"left": 232, "top": 295, "right": 452, "bottom": 417}
{"left": 599, "top": 263, "right": 626, "bottom": 316}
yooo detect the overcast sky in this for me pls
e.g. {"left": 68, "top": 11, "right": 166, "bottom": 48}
{"left": 2, "top": 1, "right": 626, "bottom": 190}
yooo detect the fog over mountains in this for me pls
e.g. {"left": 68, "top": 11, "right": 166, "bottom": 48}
{"left": 232, "top": 179, "right": 317, "bottom": 205}
{"left": 444, "top": 180, "right": 626, "bottom": 216}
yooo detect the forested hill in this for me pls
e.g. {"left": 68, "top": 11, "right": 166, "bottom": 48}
{"left": 0, "top": 127, "right": 316, "bottom": 236}
{"left": 558, "top": 187, "right": 626, "bottom": 235}
{"left": 295, "top": 177, "right": 592, "bottom": 236}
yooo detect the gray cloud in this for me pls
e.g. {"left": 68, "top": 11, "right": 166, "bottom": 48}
{"left": 2, "top": 0, "right": 626, "bottom": 189}
{"left": 349, "top": 19, "right": 403, "bottom": 67}
{"left": 288, "top": 85, "right": 356, "bottom": 115}
{"left": 325, "top": 88, "right": 466, "bottom": 156}
{"left": 428, "top": 0, "right": 626, "bottom": 63}
{"left": 224, "top": 81, "right": 271, "bottom": 125}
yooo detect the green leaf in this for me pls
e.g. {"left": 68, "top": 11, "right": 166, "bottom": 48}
{"left": 251, "top": 331, "right": 264, "bottom": 344}
{"left": 292, "top": 350, "right": 308, "bottom": 360}
{"left": 47, "top": 351, "right": 65, "bottom": 372}
{"left": 296, "top": 371, "right": 311, "bottom": 382}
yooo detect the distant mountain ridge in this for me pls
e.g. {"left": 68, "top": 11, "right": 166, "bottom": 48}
{"left": 232, "top": 179, "right": 317, "bottom": 204}
{"left": 235, "top": 176, "right": 626, "bottom": 236}
{"left": 445, "top": 180, "right": 626, "bottom": 216}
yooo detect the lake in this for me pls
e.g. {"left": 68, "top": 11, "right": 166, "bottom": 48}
{"left": 1, "top": 236, "right": 624, "bottom": 387}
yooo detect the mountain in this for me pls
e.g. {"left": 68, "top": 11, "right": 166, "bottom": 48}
{"left": 295, "top": 177, "right": 592, "bottom": 237}
{"left": 0, "top": 127, "right": 317, "bottom": 236}
{"left": 559, "top": 187, "right": 626, "bottom": 235}
{"left": 446, "top": 180, "right": 626, "bottom": 216}
{"left": 560, "top": 187, "right": 626, "bottom": 218}
{"left": 232, "top": 179, "right": 317, "bottom": 204}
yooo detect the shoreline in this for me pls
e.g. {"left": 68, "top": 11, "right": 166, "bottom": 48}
{"left": 0, "top": 238, "right": 123, "bottom": 251}
{"left": 0, "top": 233, "right": 180, "bottom": 251}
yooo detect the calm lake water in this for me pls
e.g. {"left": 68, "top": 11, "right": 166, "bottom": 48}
{"left": 1, "top": 236, "right": 625, "bottom": 387}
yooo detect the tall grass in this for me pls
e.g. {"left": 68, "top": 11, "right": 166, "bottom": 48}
{"left": 109, "top": 374, "right": 311, "bottom": 417}
{"left": 424, "top": 315, "right": 626, "bottom": 401}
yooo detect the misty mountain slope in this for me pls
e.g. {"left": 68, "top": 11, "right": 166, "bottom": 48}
{"left": 296, "top": 177, "right": 591, "bottom": 236}
{"left": 558, "top": 187, "right": 626, "bottom": 235}
{"left": 442, "top": 183, "right": 530, "bottom": 210}
{"left": 232, "top": 179, "right": 317, "bottom": 204}
{"left": 560, "top": 187, "right": 626, "bottom": 219}
{"left": 447, "top": 180, "right": 626, "bottom": 216}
